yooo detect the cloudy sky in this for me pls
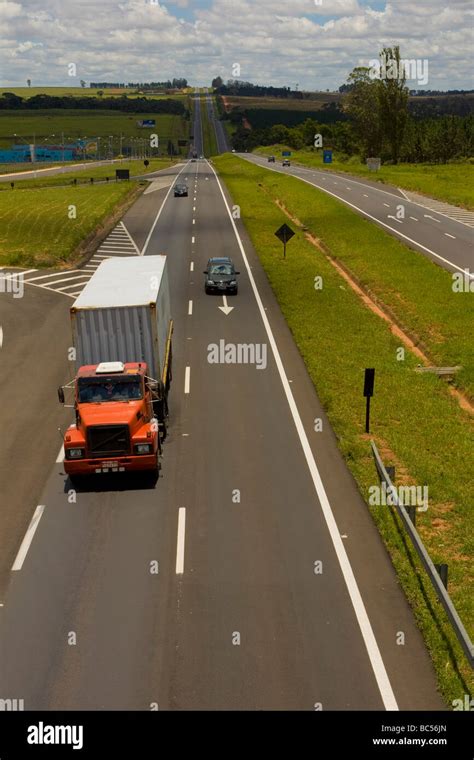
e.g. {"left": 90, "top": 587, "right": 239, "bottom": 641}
{"left": 0, "top": 0, "right": 473, "bottom": 90}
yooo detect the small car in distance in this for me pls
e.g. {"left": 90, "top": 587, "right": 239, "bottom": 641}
{"left": 282, "top": 159, "right": 291, "bottom": 167}
{"left": 204, "top": 257, "right": 240, "bottom": 295}
{"left": 174, "top": 183, "right": 188, "bottom": 197}
{"left": 268, "top": 155, "right": 275, "bottom": 162}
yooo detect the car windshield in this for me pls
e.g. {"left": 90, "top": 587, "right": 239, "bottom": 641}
{"left": 78, "top": 376, "right": 143, "bottom": 403}
{"left": 210, "top": 263, "right": 233, "bottom": 276}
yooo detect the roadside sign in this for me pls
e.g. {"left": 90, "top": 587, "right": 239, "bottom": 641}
{"left": 323, "top": 150, "right": 333, "bottom": 164}
{"left": 367, "top": 157, "right": 381, "bottom": 171}
{"left": 282, "top": 151, "right": 291, "bottom": 157}
{"left": 275, "top": 223, "right": 295, "bottom": 258}
{"left": 116, "top": 169, "right": 130, "bottom": 180}
{"left": 363, "top": 368, "right": 375, "bottom": 433}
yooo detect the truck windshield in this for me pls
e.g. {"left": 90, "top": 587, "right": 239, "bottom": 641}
{"left": 78, "top": 376, "right": 143, "bottom": 403}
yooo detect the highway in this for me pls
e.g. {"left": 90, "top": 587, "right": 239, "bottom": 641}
{"left": 0, "top": 123, "right": 443, "bottom": 709}
{"left": 205, "top": 91, "right": 230, "bottom": 153}
{"left": 240, "top": 153, "right": 473, "bottom": 277}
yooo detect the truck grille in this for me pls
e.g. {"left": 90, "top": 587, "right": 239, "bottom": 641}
{"left": 87, "top": 425, "right": 130, "bottom": 458}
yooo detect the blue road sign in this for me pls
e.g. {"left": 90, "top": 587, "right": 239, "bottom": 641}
{"left": 323, "top": 150, "right": 333, "bottom": 164}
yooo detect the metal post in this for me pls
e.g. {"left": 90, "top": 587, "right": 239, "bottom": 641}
{"left": 365, "top": 396, "right": 371, "bottom": 433}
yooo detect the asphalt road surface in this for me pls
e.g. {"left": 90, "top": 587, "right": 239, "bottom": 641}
{"left": 239, "top": 153, "right": 473, "bottom": 277}
{"left": 0, "top": 151, "right": 444, "bottom": 710}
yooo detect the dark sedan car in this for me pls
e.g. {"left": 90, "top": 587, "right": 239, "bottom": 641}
{"left": 174, "top": 183, "right": 188, "bottom": 197}
{"left": 282, "top": 159, "right": 291, "bottom": 167}
{"left": 204, "top": 257, "right": 240, "bottom": 295}
{"left": 268, "top": 155, "right": 275, "bottom": 162}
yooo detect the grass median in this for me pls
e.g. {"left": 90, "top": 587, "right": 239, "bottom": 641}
{"left": 200, "top": 97, "right": 218, "bottom": 157}
{"left": 214, "top": 153, "right": 473, "bottom": 704}
{"left": 257, "top": 145, "right": 474, "bottom": 210}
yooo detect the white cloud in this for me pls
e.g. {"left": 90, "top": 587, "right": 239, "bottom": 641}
{"left": 0, "top": 0, "right": 472, "bottom": 89}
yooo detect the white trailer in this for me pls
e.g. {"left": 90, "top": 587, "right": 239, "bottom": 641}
{"left": 71, "top": 256, "right": 172, "bottom": 388}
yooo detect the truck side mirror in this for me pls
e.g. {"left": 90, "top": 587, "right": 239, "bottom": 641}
{"left": 58, "top": 387, "right": 65, "bottom": 404}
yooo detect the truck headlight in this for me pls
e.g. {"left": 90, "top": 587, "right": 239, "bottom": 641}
{"left": 135, "top": 443, "right": 152, "bottom": 455}
{"left": 67, "top": 448, "right": 85, "bottom": 459}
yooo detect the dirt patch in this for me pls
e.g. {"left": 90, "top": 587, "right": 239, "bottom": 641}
{"left": 274, "top": 198, "right": 474, "bottom": 416}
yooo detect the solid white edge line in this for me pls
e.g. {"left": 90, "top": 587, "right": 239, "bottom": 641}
{"left": 184, "top": 366, "right": 191, "bottom": 394}
{"left": 12, "top": 505, "right": 45, "bottom": 571}
{"left": 56, "top": 445, "right": 64, "bottom": 463}
{"left": 141, "top": 161, "right": 192, "bottom": 256}
{"left": 206, "top": 158, "right": 399, "bottom": 711}
{"left": 252, "top": 160, "right": 472, "bottom": 279}
{"left": 445, "top": 233, "right": 456, "bottom": 239}
{"left": 176, "top": 508, "right": 186, "bottom": 574}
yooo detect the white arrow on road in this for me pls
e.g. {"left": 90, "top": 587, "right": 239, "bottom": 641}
{"left": 218, "top": 295, "right": 234, "bottom": 315}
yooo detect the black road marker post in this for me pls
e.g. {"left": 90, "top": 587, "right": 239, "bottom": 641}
{"left": 275, "top": 223, "right": 295, "bottom": 259}
{"left": 363, "top": 368, "right": 375, "bottom": 434}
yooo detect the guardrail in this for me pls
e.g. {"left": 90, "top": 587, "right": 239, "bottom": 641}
{"left": 371, "top": 440, "right": 474, "bottom": 668}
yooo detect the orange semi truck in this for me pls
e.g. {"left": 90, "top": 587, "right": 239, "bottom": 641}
{"left": 58, "top": 256, "right": 173, "bottom": 482}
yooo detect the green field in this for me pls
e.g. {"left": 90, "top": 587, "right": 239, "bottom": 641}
{"left": 0, "top": 158, "right": 178, "bottom": 190}
{"left": 0, "top": 87, "right": 188, "bottom": 100}
{"left": 223, "top": 94, "right": 341, "bottom": 111}
{"left": 257, "top": 145, "right": 474, "bottom": 209}
{"left": 0, "top": 183, "right": 136, "bottom": 268}
{"left": 214, "top": 153, "right": 473, "bottom": 704}
{"left": 0, "top": 110, "right": 190, "bottom": 153}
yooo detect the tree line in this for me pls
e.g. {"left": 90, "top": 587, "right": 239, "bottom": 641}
{"left": 0, "top": 92, "right": 187, "bottom": 115}
{"left": 231, "top": 113, "right": 473, "bottom": 164}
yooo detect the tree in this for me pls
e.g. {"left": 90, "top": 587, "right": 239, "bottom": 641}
{"left": 80, "top": 80, "right": 86, "bottom": 88}
{"left": 212, "top": 76, "right": 223, "bottom": 89}
{"left": 97, "top": 90, "right": 104, "bottom": 97}
{"left": 342, "top": 67, "right": 382, "bottom": 158}
{"left": 27, "top": 79, "right": 31, "bottom": 88}
{"left": 377, "top": 46, "right": 409, "bottom": 164}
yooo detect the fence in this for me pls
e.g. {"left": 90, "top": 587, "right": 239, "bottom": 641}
{"left": 371, "top": 440, "right": 473, "bottom": 668}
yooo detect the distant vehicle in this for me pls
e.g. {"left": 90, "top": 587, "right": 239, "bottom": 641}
{"left": 231, "top": 149, "right": 236, "bottom": 153}
{"left": 57, "top": 257, "right": 173, "bottom": 482}
{"left": 199, "top": 154, "right": 204, "bottom": 159}
{"left": 204, "top": 257, "right": 240, "bottom": 295}
{"left": 268, "top": 156, "right": 275, "bottom": 162}
{"left": 190, "top": 158, "right": 197, "bottom": 162}
{"left": 282, "top": 159, "right": 291, "bottom": 166}
{"left": 174, "top": 183, "right": 188, "bottom": 197}
{"left": 192, "top": 150, "right": 198, "bottom": 158}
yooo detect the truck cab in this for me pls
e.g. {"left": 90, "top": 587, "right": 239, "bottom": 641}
{"left": 60, "top": 361, "right": 161, "bottom": 481}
